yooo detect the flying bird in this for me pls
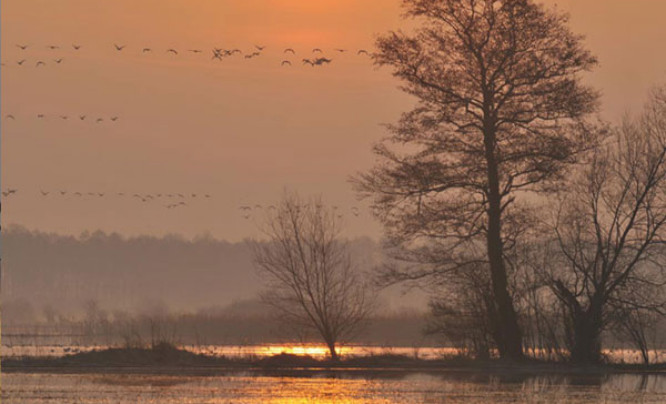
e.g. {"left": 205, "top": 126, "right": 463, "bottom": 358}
{"left": 255, "top": 45, "right": 266, "bottom": 51}
{"left": 312, "top": 48, "right": 322, "bottom": 53}
{"left": 110, "top": 116, "right": 119, "bottom": 122}
{"left": 16, "top": 44, "right": 29, "bottom": 50}
{"left": 74, "top": 192, "right": 82, "bottom": 196}
{"left": 189, "top": 49, "right": 203, "bottom": 53}
{"left": 334, "top": 48, "right": 347, "bottom": 53}
{"left": 60, "top": 115, "right": 68, "bottom": 120}
{"left": 142, "top": 48, "right": 152, "bottom": 53}
{"left": 204, "top": 194, "right": 211, "bottom": 198}
{"left": 47, "top": 45, "right": 59, "bottom": 50}
{"left": 36, "top": 61, "right": 46, "bottom": 67}
{"left": 40, "top": 190, "right": 49, "bottom": 196}
{"left": 281, "top": 60, "right": 292, "bottom": 66}
{"left": 60, "top": 191, "right": 67, "bottom": 195}
{"left": 167, "top": 48, "right": 178, "bottom": 55}
{"left": 54, "top": 58, "right": 64, "bottom": 64}
{"left": 314, "top": 57, "right": 332, "bottom": 65}
{"left": 96, "top": 118, "right": 104, "bottom": 123}
{"left": 79, "top": 115, "right": 86, "bottom": 120}
{"left": 302, "top": 58, "right": 315, "bottom": 66}
{"left": 239, "top": 206, "right": 251, "bottom": 211}
{"left": 17, "top": 60, "right": 26, "bottom": 66}
{"left": 284, "top": 48, "right": 295, "bottom": 54}
{"left": 37, "top": 114, "right": 45, "bottom": 119}
{"left": 6, "top": 114, "right": 15, "bottom": 120}
{"left": 72, "top": 44, "right": 82, "bottom": 50}
{"left": 114, "top": 44, "right": 126, "bottom": 51}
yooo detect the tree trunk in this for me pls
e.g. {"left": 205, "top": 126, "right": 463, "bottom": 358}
{"left": 326, "top": 340, "right": 339, "bottom": 361}
{"left": 483, "top": 120, "right": 524, "bottom": 361}
{"left": 570, "top": 310, "right": 603, "bottom": 364}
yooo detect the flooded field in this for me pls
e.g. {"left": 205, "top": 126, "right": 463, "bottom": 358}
{"left": 3, "top": 371, "right": 666, "bottom": 403}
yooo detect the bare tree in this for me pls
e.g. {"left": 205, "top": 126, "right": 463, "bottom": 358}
{"left": 353, "top": 0, "right": 599, "bottom": 359}
{"left": 545, "top": 87, "right": 666, "bottom": 364}
{"left": 251, "top": 192, "right": 373, "bottom": 360}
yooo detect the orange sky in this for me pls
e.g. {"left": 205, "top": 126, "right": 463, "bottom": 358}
{"left": 2, "top": 0, "right": 665, "bottom": 241}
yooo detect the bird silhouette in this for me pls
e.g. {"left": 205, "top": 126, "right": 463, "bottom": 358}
{"left": 239, "top": 206, "right": 251, "bottom": 211}
{"left": 110, "top": 117, "right": 119, "bottom": 122}
{"left": 54, "top": 58, "right": 64, "bottom": 64}
{"left": 36, "top": 61, "right": 46, "bottom": 67}
{"left": 47, "top": 45, "right": 59, "bottom": 50}
{"left": 167, "top": 48, "right": 178, "bottom": 55}
{"left": 284, "top": 48, "right": 296, "bottom": 54}
{"left": 98, "top": 193, "right": 105, "bottom": 197}
{"left": 96, "top": 118, "right": 104, "bottom": 123}
{"left": 37, "top": 114, "right": 45, "bottom": 119}
{"left": 16, "top": 44, "right": 29, "bottom": 50}
{"left": 60, "top": 115, "right": 68, "bottom": 120}
{"left": 255, "top": 45, "right": 266, "bottom": 51}
{"left": 302, "top": 58, "right": 315, "bottom": 66}
{"left": 74, "top": 192, "right": 82, "bottom": 196}
{"left": 243, "top": 214, "right": 251, "bottom": 219}
{"left": 189, "top": 49, "right": 203, "bottom": 53}
{"left": 204, "top": 194, "right": 211, "bottom": 198}
{"left": 314, "top": 57, "right": 332, "bottom": 65}
{"left": 142, "top": 48, "right": 152, "bottom": 53}
{"left": 2, "top": 192, "right": 9, "bottom": 197}
{"left": 281, "top": 60, "right": 292, "bottom": 66}
{"left": 6, "top": 114, "right": 15, "bottom": 120}
{"left": 357, "top": 49, "right": 369, "bottom": 55}
{"left": 72, "top": 44, "right": 82, "bottom": 50}
{"left": 40, "top": 190, "right": 49, "bottom": 196}
{"left": 60, "top": 191, "right": 67, "bottom": 195}
{"left": 312, "top": 48, "right": 323, "bottom": 53}
{"left": 17, "top": 60, "right": 26, "bottom": 66}
{"left": 212, "top": 49, "right": 223, "bottom": 60}
{"left": 334, "top": 48, "right": 347, "bottom": 53}
{"left": 79, "top": 115, "right": 86, "bottom": 121}
{"left": 114, "top": 44, "right": 126, "bottom": 51}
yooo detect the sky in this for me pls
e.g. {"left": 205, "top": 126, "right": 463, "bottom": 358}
{"left": 2, "top": 0, "right": 665, "bottom": 241}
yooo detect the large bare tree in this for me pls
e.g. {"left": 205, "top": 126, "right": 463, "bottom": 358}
{"left": 251, "top": 193, "right": 373, "bottom": 360}
{"left": 353, "top": 0, "right": 599, "bottom": 359}
{"left": 545, "top": 88, "right": 666, "bottom": 364}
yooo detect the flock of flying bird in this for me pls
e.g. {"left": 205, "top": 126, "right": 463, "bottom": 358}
{"left": 237, "top": 204, "right": 361, "bottom": 220}
{"left": 4, "top": 43, "right": 370, "bottom": 221}
{"left": 3, "top": 43, "right": 372, "bottom": 68}
{"left": 2, "top": 188, "right": 212, "bottom": 210}
{"left": 3, "top": 114, "right": 119, "bottom": 124}
{"left": 2, "top": 188, "right": 363, "bottom": 218}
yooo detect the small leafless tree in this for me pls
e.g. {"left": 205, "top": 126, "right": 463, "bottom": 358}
{"left": 544, "top": 87, "right": 666, "bottom": 364}
{"left": 251, "top": 192, "right": 373, "bottom": 360}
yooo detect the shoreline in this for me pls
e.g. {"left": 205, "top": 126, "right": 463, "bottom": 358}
{"left": 3, "top": 345, "right": 666, "bottom": 376}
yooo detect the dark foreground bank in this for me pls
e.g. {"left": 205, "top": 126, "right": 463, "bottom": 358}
{"left": 3, "top": 343, "right": 666, "bottom": 376}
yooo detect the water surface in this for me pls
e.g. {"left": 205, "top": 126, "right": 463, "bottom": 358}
{"left": 3, "top": 371, "right": 666, "bottom": 403}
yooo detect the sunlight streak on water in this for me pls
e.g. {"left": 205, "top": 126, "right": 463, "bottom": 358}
{"left": 3, "top": 372, "right": 666, "bottom": 403}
